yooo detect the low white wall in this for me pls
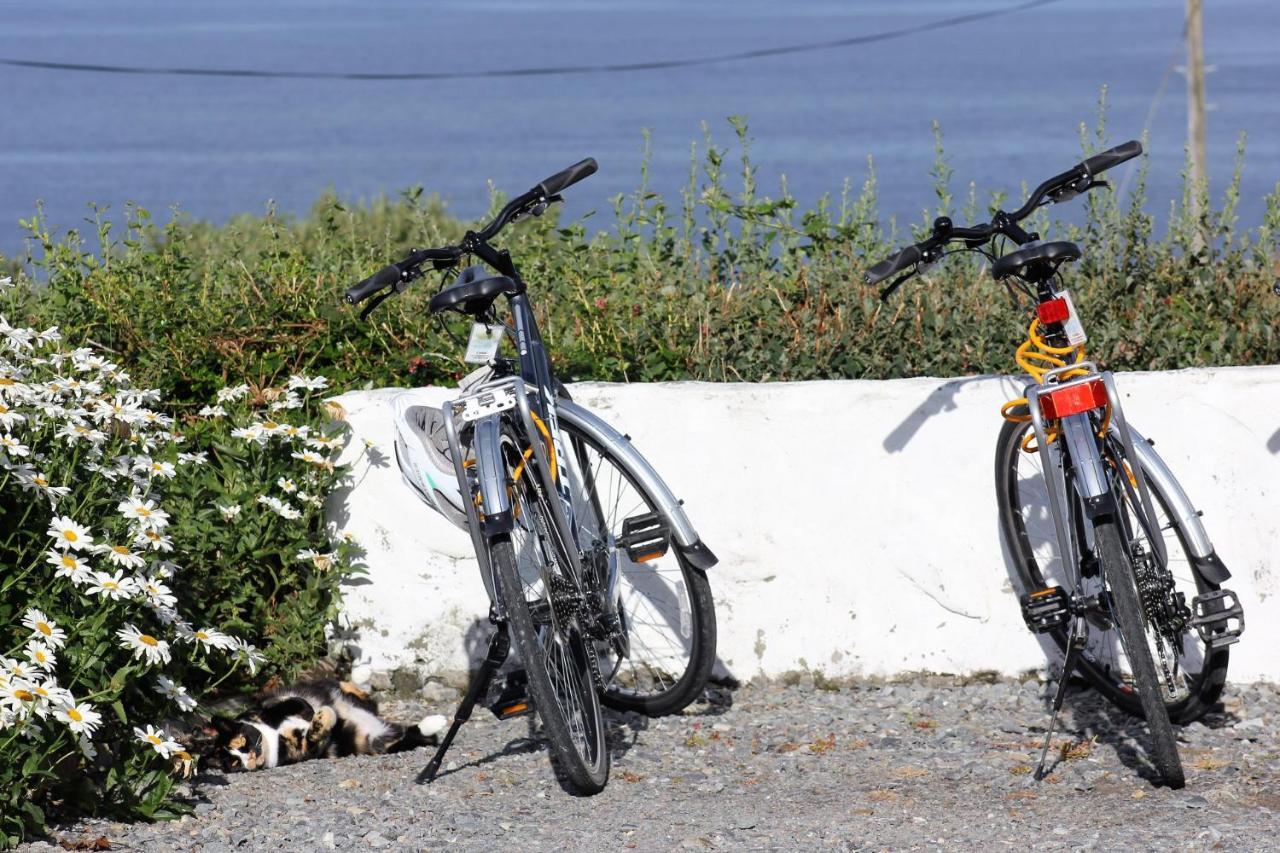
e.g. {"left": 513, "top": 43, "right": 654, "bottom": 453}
{"left": 328, "top": 366, "right": 1280, "bottom": 685}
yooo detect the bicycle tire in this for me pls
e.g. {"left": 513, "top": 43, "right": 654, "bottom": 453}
{"left": 560, "top": 419, "right": 717, "bottom": 716}
{"left": 489, "top": 427, "right": 608, "bottom": 793}
{"left": 1093, "top": 518, "right": 1185, "bottom": 787}
{"left": 995, "top": 416, "right": 1229, "bottom": 722}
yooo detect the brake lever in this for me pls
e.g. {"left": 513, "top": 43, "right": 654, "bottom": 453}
{"left": 879, "top": 269, "right": 916, "bottom": 302}
{"left": 359, "top": 288, "right": 395, "bottom": 321}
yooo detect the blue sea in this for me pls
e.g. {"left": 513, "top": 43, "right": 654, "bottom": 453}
{"left": 1, "top": 0, "right": 1276, "bottom": 254}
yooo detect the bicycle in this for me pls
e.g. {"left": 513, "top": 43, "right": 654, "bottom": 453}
{"left": 866, "top": 140, "right": 1245, "bottom": 788}
{"left": 343, "top": 159, "right": 718, "bottom": 793}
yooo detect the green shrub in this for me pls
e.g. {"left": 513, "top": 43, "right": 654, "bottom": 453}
{"left": 0, "top": 299, "right": 358, "bottom": 845}
{"left": 8, "top": 112, "right": 1278, "bottom": 401}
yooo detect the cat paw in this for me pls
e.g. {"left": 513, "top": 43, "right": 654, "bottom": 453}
{"left": 309, "top": 706, "right": 337, "bottom": 740}
{"left": 417, "top": 715, "right": 448, "bottom": 738}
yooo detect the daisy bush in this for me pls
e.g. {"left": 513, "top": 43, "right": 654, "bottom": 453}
{"left": 0, "top": 299, "right": 358, "bottom": 845}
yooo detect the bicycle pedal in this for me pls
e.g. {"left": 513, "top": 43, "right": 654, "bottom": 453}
{"left": 1020, "top": 586, "right": 1070, "bottom": 634}
{"left": 489, "top": 671, "right": 533, "bottom": 720}
{"left": 1190, "top": 589, "right": 1244, "bottom": 649}
{"left": 618, "top": 511, "right": 671, "bottom": 563}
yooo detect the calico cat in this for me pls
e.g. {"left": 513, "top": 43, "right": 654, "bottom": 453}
{"left": 213, "top": 680, "right": 448, "bottom": 771}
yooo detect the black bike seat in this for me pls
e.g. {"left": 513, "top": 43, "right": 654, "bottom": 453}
{"left": 991, "top": 241, "right": 1082, "bottom": 281}
{"left": 428, "top": 265, "right": 515, "bottom": 315}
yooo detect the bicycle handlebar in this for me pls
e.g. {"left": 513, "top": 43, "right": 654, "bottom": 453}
{"left": 864, "top": 140, "right": 1142, "bottom": 289}
{"left": 537, "top": 158, "right": 598, "bottom": 198}
{"left": 344, "top": 158, "right": 597, "bottom": 306}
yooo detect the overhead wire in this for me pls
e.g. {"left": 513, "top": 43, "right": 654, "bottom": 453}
{"left": 0, "top": 0, "right": 1064, "bottom": 81}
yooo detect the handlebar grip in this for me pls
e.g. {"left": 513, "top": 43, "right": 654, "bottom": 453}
{"left": 344, "top": 264, "right": 402, "bottom": 304}
{"left": 536, "top": 158, "right": 598, "bottom": 197}
{"left": 864, "top": 245, "right": 922, "bottom": 286}
{"left": 1081, "top": 139, "right": 1142, "bottom": 176}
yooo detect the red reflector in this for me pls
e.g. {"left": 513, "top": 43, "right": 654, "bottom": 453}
{"left": 1040, "top": 378, "right": 1108, "bottom": 420}
{"left": 1037, "top": 298, "right": 1070, "bottom": 325}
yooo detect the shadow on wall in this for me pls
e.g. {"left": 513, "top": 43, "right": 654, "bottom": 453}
{"left": 1268, "top": 427, "right": 1280, "bottom": 455}
{"left": 883, "top": 375, "right": 1025, "bottom": 453}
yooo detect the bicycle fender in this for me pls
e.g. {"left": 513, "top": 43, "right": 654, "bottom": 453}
{"left": 1127, "top": 428, "right": 1230, "bottom": 583}
{"left": 1060, "top": 412, "right": 1111, "bottom": 517}
{"left": 557, "top": 399, "right": 718, "bottom": 570}
{"left": 472, "top": 413, "right": 514, "bottom": 535}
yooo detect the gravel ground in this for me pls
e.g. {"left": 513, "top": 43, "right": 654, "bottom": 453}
{"left": 25, "top": 677, "right": 1280, "bottom": 851}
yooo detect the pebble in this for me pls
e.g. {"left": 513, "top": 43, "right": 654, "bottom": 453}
{"left": 35, "top": 680, "right": 1280, "bottom": 851}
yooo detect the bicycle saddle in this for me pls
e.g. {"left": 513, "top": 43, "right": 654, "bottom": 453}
{"left": 428, "top": 265, "right": 516, "bottom": 315}
{"left": 991, "top": 241, "right": 1082, "bottom": 281}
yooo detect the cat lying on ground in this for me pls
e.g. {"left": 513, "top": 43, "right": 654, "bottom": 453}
{"left": 212, "top": 680, "right": 448, "bottom": 771}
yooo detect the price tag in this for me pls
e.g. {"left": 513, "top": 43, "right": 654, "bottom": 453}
{"left": 464, "top": 323, "right": 503, "bottom": 364}
{"left": 1058, "top": 289, "right": 1087, "bottom": 346}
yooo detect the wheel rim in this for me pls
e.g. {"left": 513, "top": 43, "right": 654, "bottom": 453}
{"left": 562, "top": 426, "right": 697, "bottom": 701}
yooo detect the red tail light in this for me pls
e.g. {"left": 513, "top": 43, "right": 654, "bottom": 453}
{"left": 1040, "top": 378, "right": 1108, "bottom": 420}
{"left": 1037, "top": 297, "right": 1071, "bottom": 325}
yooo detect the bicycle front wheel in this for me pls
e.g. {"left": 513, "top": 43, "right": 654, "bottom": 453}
{"left": 560, "top": 419, "right": 717, "bottom": 716}
{"left": 490, "top": 426, "right": 608, "bottom": 793}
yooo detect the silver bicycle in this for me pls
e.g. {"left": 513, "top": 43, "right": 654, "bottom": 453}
{"left": 867, "top": 140, "right": 1245, "bottom": 787}
{"left": 345, "top": 159, "right": 718, "bottom": 793}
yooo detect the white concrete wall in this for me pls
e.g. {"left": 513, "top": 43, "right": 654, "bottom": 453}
{"left": 327, "top": 366, "right": 1280, "bottom": 684}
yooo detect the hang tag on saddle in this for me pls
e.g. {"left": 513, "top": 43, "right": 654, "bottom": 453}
{"left": 1057, "top": 289, "right": 1088, "bottom": 346}
{"left": 464, "top": 323, "right": 503, "bottom": 364}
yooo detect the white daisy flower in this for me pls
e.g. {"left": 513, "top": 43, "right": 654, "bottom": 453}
{"left": 3, "top": 657, "right": 32, "bottom": 681}
{"left": 46, "top": 549, "right": 93, "bottom": 584}
{"left": 153, "top": 675, "right": 198, "bottom": 713}
{"left": 257, "top": 494, "right": 301, "bottom": 520}
{"left": 88, "top": 570, "right": 138, "bottom": 600}
{"left": 230, "top": 425, "right": 266, "bottom": 444}
{"left": 24, "top": 642, "right": 56, "bottom": 672}
{"left": 230, "top": 638, "right": 265, "bottom": 675}
{"left": 198, "top": 404, "right": 227, "bottom": 418}
{"left": 186, "top": 626, "right": 235, "bottom": 652}
{"left": 134, "top": 724, "right": 184, "bottom": 758}
{"left": 134, "top": 528, "right": 174, "bottom": 552}
{"left": 22, "top": 608, "right": 67, "bottom": 649}
{"left": 29, "top": 681, "right": 72, "bottom": 716}
{"left": 117, "top": 497, "right": 171, "bottom": 529}
{"left": 177, "top": 451, "right": 207, "bottom": 465}
{"left": 269, "top": 391, "right": 303, "bottom": 411}
{"left": 146, "top": 460, "right": 176, "bottom": 479}
{"left": 0, "top": 679, "right": 37, "bottom": 715}
{"left": 286, "top": 374, "right": 329, "bottom": 392}
{"left": 276, "top": 477, "right": 297, "bottom": 493}
{"left": 23, "top": 637, "right": 56, "bottom": 671}
{"left": 116, "top": 625, "right": 172, "bottom": 666}
{"left": 0, "top": 434, "right": 30, "bottom": 458}
{"left": 217, "top": 504, "right": 242, "bottom": 521}
{"left": 47, "top": 515, "right": 94, "bottom": 551}
{"left": 17, "top": 469, "right": 72, "bottom": 501}
{"left": 0, "top": 276, "right": 11, "bottom": 289}
{"left": 102, "top": 542, "right": 147, "bottom": 570}
{"left": 55, "top": 699, "right": 103, "bottom": 737}
{"left": 138, "top": 577, "right": 177, "bottom": 609}
{"left": 290, "top": 450, "right": 325, "bottom": 465}
{"left": 0, "top": 401, "right": 25, "bottom": 429}
{"left": 215, "top": 384, "right": 250, "bottom": 403}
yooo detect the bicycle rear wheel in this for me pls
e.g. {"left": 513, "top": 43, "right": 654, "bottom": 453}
{"left": 1093, "top": 518, "right": 1185, "bottom": 787}
{"left": 490, "top": 426, "right": 608, "bottom": 793}
{"left": 996, "top": 416, "right": 1229, "bottom": 722}
{"left": 560, "top": 419, "right": 717, "bottom": 716}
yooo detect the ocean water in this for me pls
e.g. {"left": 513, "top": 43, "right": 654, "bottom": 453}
{"left": 0, "top": 0, "right": 1276, "bottom": 254}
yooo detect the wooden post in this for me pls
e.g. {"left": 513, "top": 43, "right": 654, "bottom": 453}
{"left": 1186, "top": 0, "right": 1207, "bottom": 247}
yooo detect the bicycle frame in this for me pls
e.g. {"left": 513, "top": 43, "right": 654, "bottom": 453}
{"left": 438, "top": 287, "right": 715, "bottom": 620}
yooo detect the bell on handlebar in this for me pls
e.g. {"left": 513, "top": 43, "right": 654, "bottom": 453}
{"left": 933, "top": 216, "right": 953, "bottom": 238}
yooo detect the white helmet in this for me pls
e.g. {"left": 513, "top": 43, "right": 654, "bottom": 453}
{"left": 391, "top": 367, "right": 492, "bottom": 531}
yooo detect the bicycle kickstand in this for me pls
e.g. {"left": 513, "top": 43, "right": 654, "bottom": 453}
{"left": 1034, "top": 616, "right": 1085, "bottom": 782}
{"left": 417, "top": 623, "right": 510, "bottom": 784}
